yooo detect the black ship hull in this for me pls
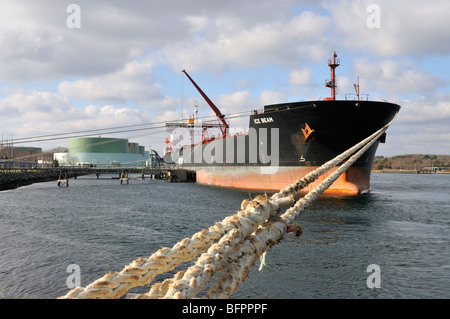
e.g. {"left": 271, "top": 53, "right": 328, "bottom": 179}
{"left": 165, "top": 100, "right": 400, "bottom": 194}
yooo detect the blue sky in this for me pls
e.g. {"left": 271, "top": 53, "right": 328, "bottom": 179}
{"left": 0, "top": 0, "right": 449, "bottom": 156}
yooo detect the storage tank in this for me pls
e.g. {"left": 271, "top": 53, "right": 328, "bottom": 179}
{"left": 128, "top": 142, "right": 139, "bottom": 154}
{"left": 69, "top": 138, "right": 128, "bottom": 154}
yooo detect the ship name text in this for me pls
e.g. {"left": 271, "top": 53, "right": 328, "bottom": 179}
{"left": 254, "top": 117, "right": 274, "bottom": 124}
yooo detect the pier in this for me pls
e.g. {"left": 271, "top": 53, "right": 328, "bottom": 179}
{"left": 0, "top": 166, "right": 196, "bottom": 191}
{"left": 83, "top": 167, "right": 197, "bottom": 183}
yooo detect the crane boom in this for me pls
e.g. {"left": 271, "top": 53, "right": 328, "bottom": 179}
{"left": 182, "top": 70, "right": 229, "bottom": 136}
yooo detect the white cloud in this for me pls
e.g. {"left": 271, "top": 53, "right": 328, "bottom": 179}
{"left": 160, "top": 10, "right": 331, "bottom": 73}
{"left": 289, "top": 68, "right": 313, "bottom": 86}
{"left": 327, "top": 0, "right": 450, "bottom": 57}
{"left": 0, "top": 89, "right": 162, "bottom": 149}
{"left": 377, "top": 93, "right": 450, "bottom": 155}
{"left": 0, "top": 1, "right": 199, "bottom": 82}
{"left": 184, "top": 15, "right": 209, "bottom": 34}
{"left": 258, "top": 90, "right": 288, "bottom": 107}
{"left": 0, "top": 1, "right": 320, "bottom": 82}
{"left": 353, "top": 58, "right": 443, "bottom": 95}
{"left": 58, "top": 59, "right": 163, "bottom": 107}
{"left": 212, "top": 89, "right": 290, "bottom": 130}
{"left": 396, "top": 94, "right": 450, "bottom": 125}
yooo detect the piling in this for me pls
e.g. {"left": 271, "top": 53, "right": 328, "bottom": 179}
{"left": 120, "top": 170, "right": 129, "bottom": 184}
{"left": 57, "top": 170, "right": 69, "bottom": 187}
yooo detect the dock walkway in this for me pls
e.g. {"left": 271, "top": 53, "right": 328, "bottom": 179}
{"left": 0, "top": 166, "right": 196, "bottom": 191}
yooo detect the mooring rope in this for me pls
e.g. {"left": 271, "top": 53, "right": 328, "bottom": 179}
{"left": 60, "top": 117, "right": 396, "bottom": 299}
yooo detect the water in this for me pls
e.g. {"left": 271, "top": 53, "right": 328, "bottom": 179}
{"left": 0, "top": 173, "right": 449, "bottom": 299}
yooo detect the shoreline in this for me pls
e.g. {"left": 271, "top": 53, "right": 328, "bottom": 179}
{"left": 372, "top": 169, "right": 450, "bottom": 174}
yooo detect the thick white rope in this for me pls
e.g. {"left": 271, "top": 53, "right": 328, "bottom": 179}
{"left": 272, "top": 121, "right": 393, "bottom": 200}
{"left": 137, "top": 122, "right": 389, "bottom": 299}
{"left": 61, "top": 195, "right": 291, "bottom": 299}
{"left": 61, "top": 116, "right": 396, "bottom": 299}
{"left": 203, "top": 123, "right": 390, "bottom": 298}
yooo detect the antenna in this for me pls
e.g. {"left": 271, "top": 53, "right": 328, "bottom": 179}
{"left": 193, "top": 103, "right": 199, "bottom": 123}
{"left": 353, "top": 76, "right": 360, "bottom": 101}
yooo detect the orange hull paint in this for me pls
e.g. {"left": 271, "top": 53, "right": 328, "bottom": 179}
{"left": 195, "top": 166, "right": 371, "bottom": 195}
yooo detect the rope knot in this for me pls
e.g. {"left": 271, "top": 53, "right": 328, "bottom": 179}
{"left": 287, "top": 222, "right": 303, "bottom": 237}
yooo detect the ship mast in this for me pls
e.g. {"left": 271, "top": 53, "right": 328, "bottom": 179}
{"left": 324, "top": 51, "right": 340, "bottom": 101}
{"left": 182, "top": 70, "right": 229, "bottom": 137}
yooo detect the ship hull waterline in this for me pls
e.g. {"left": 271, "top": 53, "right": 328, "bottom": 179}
{"left": 164, "top": 100, "right": 400, "bottom": 195}
{"left": 191, "top": 164, "right": 372, "bottom": 195}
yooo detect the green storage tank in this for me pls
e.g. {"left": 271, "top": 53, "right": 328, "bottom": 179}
{"left": 69, "top": 137, "right": 128, "bottom": 154}
{"left": 128, "top": 143, "right": 139, "bottom": 154}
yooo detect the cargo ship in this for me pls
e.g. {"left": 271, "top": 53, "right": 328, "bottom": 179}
{"left": 163, "top": 52, "right": 400, "bottom": 194}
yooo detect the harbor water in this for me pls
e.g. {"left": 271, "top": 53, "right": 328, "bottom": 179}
{"left": 0, "top": 173, "right": 449, "bottom": 299}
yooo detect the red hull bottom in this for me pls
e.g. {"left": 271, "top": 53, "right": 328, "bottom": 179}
{"left": 194, "top": 166, "right": 372, "bottom": 195}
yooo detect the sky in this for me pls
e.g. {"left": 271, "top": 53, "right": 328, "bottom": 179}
{"left": 0, "top": 0, "right": 449, "bottom": 157}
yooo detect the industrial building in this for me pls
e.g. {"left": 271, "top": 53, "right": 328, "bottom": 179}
{"left": 53, "top": 137, "right": 149, "bottom": 167}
